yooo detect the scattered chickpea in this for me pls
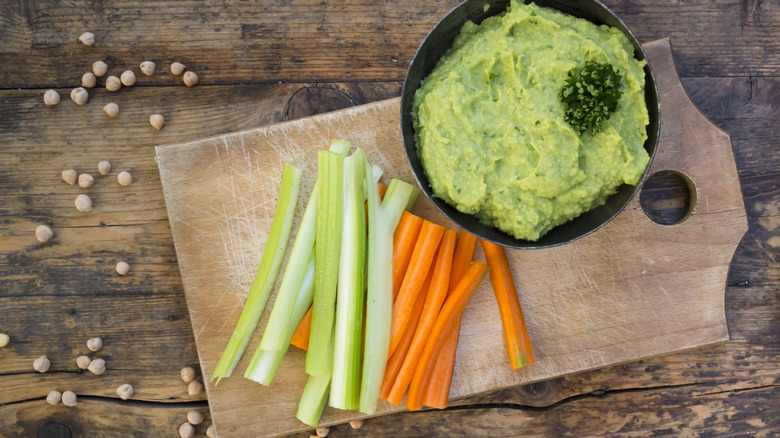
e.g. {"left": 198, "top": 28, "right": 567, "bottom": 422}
{"left": 179, "top": 422, "right": 195, "bottom": 438}
{"left": 0, "top": 333, "right": 8, "bottom": 347}
{"left": 106, "top": 75, "right": 121, "bottom": 91}
{"left": 98, "top": 161, "right": 111, "bottom": 175}
{"left": 92, "top": 61, "right": 108, "bottom": 77}
{"left": 62, "top": 391, "right": 77, "bottom": 407}
{"left": 116, "top": 383, "right": 134, "bottom": 400}
{"left": 187, "top": 410, "right": 204, "bottom": 425}
{"left": 87, "top": 337, "right": 102, "bottom": 352}
{"left": 46, "top": 390, "right": 62, "bottom": 405}
{"left": 33, "top": 355, "right": 51, "bottom": 373}
{"left": 120, "top": 70, "right": 136, "bottom": 86}
{"left": 183, "top": 71, "right": 199, "bottom": 87}
{"left": 140, "top": 61, "right": 156, "bottom": 76}
{"left": 116, "top": 261, "right": 130, "bottom": 276}
{"left": 88, "top": 358, "right": 106, "bottom": 375}
{"left": 78, "top": 32, "right": 95, "bottom": 46}
{"left": 62, "top": 169, "right": 78, "bottom": 185}
{"left": 44, "top": 89, "right": 60, "bottom": 106}
{"left": 103, "top": 102, "right": 119, "bottom": 117}
{"left": 149, "top": 114, "right": 165, "bottom": 130}
{"left": 70, "top": 87, "right": 89, "bottom": 105}
{"left": 81, "top": 72, "right": 97, "bottom": 88}
{"left": 76, "top": 355, "right": 91, "bottom": 370}
{"left": 206, "top": 425, "right": 215, "bottom": 438}
{"left": 35, "top": 225, "right": 54, "bottom": 243}
{"left": 78, "top": 173, "right": 94, "bottom": 189}
{"left": 75, "top": 194, "right": 93, "bottom": 212}
{"left": 349, "top": 420, "right": 364, "bottom": 430}
{"left": 315, "top": 426, "right": 330, "bottom": 437}
{"left": 180, "top": 366, "right": 196, "bottom": 383}
{"left": 117, "top": 171, "right": 133, "bottom": 186}
{"left": 170, "top": 62, "right": 185, "bottom": 75}
{"left": 187, "top": 380, "right": 203, "bottom": 396}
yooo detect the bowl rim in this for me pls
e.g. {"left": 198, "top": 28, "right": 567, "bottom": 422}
{"left": 400, "top": 0, "right": 661, "bottom": 249}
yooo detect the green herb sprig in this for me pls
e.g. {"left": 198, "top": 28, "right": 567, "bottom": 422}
{"left": 560, "top": 61, "right": 623, "bottom": 136}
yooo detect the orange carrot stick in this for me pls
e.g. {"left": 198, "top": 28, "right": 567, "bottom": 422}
{"left": 481, "top": 240, "right": 534, "bottom": 370}
{"left": 385, "top": 229, "right": 457, "bottom": 405}
{"left": 378, "top": 182, "right": 388, "bottom": 200}
{"left": 290, "top": 307, "right": 312, "bottom": 350}
{"left": 450, "top": 231, "right": 478, "bottom": 289}
{"left": 389, "top": 221, "right": 445, "bottom": 356}
{"left": 420, "top": 315, "right": 461, "bottom": 409}
{"left": 407, "top": 261, "right": 489, "bottom": 411}
{"left": 380, "top": 267, "right": 433, "bottom": 400}
{"left": 392, "top": 212, "right": 424, "bottom": 301}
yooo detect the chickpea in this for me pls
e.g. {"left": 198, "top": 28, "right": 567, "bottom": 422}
{"left": 78, "top": 173, "right": 94, "bottom": 188}
{"left": 349, "top": 420, "right": 364, "bottom": 430}
{"left": 170, "top": 62, "right": 185, "bottom": 75}
{"left": 81, "top": 72, "right": 97, "bottom": 88}
{"left": 98, "top": 161, "right": 111, "bottom": 175}
{"left": 44, "top": 89, "right": 60, "bottom": 106}
{"left": 206, "top": 425, "right": 215, "bottom": 438}
{"left": 35, "top": 225, "right": 54, "bottom": 243}
{"left": 187, "top": 380, "right": 203, "bottom": 396}
{"left": 70, "top": 87, "right": 88, "bottom": 105}
{"left": 117, "top": 171, "right": 133, "bottom": 186}
{"left": 46, "top": 390, "right": 62, "bottom": 405}
{"left": 62, "top": 168, "right": 78, "bottom": 185}
{"left": 78, "top": 32, "right": 95, "bottom": 46}
{"left": 186, "top": 410, "right": 204, "bottom": 425}
{"left": 75, "top": 194, "right": 93, "bottom": 212}
{"left": 105, "top": 75, "right": 121, "bottom": 91}
{"left": 179, "top": 422, "right": 194, "bottom": 438}
{"left": 33, "top": 355, "right": 51, "bottom": 373}
{"left": 116, "top": 261, "right": 130, "bottom": 276}
{"left": 92, "top": 60, "right": 108, "bottom": 77}
{"left": 76, "top": 355, "right": 91, "bottom": 370}
{"left": 149, "top": 114, "right": 165, "bottom": 130}
{"left": 0, "top": 333, "right": 8, "bottom": 347}
{"left": 315, "top": 426, "right": 330, "bottom": 437}
{"left": 120, "top": 70, "right": 136, "bottom": 86}
{"left": 87, "top": 337, "right": 102, "bottom": 352}
{"left": 183, "top": 71, "right": 198, "bottom": 87}
{"left": 140, "top": 61, "right": 156, "bottom": 76}
{"left": 180, "top": 366, "right": 196, "bottom": 383}
{"left": 88, "top": 358, "right": 106, "bottom": 375}
{"left": 103, "top": 102, "right": 119, "bottom": 117}
{"left": 62, "top": 391, "right": 77, "bottom": 407}
{"left": 116, "top": 383, "right": 134, "bottom": 400}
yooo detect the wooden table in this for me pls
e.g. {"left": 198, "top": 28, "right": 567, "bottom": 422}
{"left": 1, "top": 1, "right": 777, "bottom": 436}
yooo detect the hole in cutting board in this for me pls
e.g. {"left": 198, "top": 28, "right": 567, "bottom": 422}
{"left": 639, "top": 170, "right": 695, "bottom": 225}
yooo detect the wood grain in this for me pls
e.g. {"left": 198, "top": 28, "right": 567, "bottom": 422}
{"left": 154, "top": 39, "right": 749, "bottom": 437}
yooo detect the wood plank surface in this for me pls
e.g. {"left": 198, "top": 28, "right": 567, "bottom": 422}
{"left": 1, "top": 0, "right": 778, "bottom": 436}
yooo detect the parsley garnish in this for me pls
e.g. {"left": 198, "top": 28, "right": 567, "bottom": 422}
{"left": 560, "top": 61, "right": 623, "bottom": 136}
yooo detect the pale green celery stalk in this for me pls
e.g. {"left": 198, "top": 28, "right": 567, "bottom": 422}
{"left": 371, "top": 164, "right": 383, "bottom": 183}
{"left": 258, "top": 140, "right": 351, "bottom": 352}
{"left": 211, "top": 164, "right": 303, "bottom": 383}
{"left": 330, "top": 149, "right": 367, "bottom": 410}
{"left": 358, "top": 175, "right": 419, "bottom": 414}
{"left": 244, "top": 255, "right": 314, "bottom": 385}
{"left": 305, "top": 150, "right": 344, "bottom": 376}
{"left": 297, "top": 332, "right": 334, "bottom": 427}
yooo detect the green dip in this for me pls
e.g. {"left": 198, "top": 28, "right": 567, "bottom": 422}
{"left": 413, "top": 1, "right": 650, "bottom": 241}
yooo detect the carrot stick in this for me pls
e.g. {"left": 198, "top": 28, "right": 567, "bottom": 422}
{"left": 378, "top": 182, "right": 388, "bottom": 200}
{"left": 407, "top": 261, "right": 489, "bottom": 411}
{"left": 389, "top": 221, "right": 445, "bottom": 356}
{"left": 392, "top": 212, "right": 424, "bottom": 301}
{"left": 380, "top": 267, "right": 433, "bottom": 400}
{"left": 481, "top": 240, "right": 534, "bottom": 370}
{"left": 290, "top": 307, "right": 312, "bottom": 350}
{"left": 385, "top": 229, "right": 457, "bottom": 405}
{"left": 450, "top": 231, "right": 478, "bottom": 289}
{"left": 420, "top": 315, "right": 461, "bottom": 409}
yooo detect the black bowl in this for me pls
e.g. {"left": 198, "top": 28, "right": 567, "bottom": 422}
{"left": 400, "top": 0, "right": 660, "bottom": 249}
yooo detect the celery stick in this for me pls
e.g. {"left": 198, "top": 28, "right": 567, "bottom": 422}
{"left": 258, "top": 139, "right": 350, "bottom": 352}
{"left": 211, "top": 164, "right": 302, "bottom": 383}
{"left": 244, "top": 255, "right": 314, "bottom": 385}
{"left": 359, "top": 175, "right": 419, "bottom": 414}
{"left": 306, "top": 150, "right": 344, "bottom": 376}
{"left": 330, "top": 149, "right": 367, "bottom": 410}
{"left": 297, "top": 332, "right": 334, "bottom": 427}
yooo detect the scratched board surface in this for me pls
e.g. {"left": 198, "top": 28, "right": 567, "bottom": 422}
{"left": 155, "top": 40, "right": 747, "bottom": 437}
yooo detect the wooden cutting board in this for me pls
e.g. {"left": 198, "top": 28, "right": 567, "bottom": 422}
{"left": 155, "top": 39, "right": 747, "bottom": 437}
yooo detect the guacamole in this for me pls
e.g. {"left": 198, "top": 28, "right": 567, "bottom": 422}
{"left": 413, "top": 1, "right": 650, "bottom": 241}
